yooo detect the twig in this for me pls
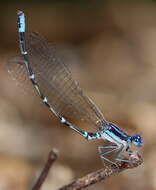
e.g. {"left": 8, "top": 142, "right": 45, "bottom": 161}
{"left": 31, "top": 150, "right": 58, "bottom": 190}
{"left": 58, "top": 152, "right": 143, "bottom": 190}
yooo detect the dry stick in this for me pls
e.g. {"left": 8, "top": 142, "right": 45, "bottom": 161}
{"left": 58, "top": 153, "right": 143, "bottom": 190}
{"left": 31, "top": 150, "right": 58, "bottom": 190}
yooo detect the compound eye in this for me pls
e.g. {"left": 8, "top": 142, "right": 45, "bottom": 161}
{"left": 136, "top": 137, "right": 140, "bottom": 142}
{"left": 132, "top": 134, "right": 144, "bottom": 146}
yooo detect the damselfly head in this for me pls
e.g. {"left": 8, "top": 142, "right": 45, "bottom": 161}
{"left": 130, "top": 134, "right": 144, "bottom": 147}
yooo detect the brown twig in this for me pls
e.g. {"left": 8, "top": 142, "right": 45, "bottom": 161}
{"left": 31, "top": 150, "right": 58, "bottom": 190}
{"left": 58, "top": 152, "right": 143, "bottom": 190}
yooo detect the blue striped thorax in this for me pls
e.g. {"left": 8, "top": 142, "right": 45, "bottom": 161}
{"left": 102, "top": 122, "right": 144, "bottom": 147}
{"left": 104, "top": 122, "right": 129, "bottom": 140}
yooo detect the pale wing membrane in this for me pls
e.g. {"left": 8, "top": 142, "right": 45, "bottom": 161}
{"left": 7, "top": 57, "right": 37, "bottom": 96}
{"left": 26, "top": 32, "right": 107, "bottom": 127}
{"left": 9, "top": 32, "right": 107, "bottom": 127}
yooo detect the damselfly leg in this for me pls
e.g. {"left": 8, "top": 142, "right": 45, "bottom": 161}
{"left": 98, "top": 144, "right": 121, "bottom": 166}
{"left": 115, "top": 148, "right": 134, "bottom": 163}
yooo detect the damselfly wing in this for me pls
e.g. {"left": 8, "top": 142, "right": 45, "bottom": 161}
{"left": 7, "top": 32, "right": 108, "bottom": 129}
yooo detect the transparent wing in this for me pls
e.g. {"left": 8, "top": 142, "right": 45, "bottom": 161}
{"left": 8, "top": 32, "right": 108, "bottom": 128}
{"left": 7, "top": 56, "right": 37, "bottom": 96}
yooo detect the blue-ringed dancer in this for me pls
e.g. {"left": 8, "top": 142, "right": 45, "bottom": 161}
{"left": 16, "top": 10, "right": 144, "bottom": 165}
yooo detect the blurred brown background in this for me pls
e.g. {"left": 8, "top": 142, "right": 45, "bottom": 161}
{"left": 0, "top": 1, "right": 154, "bottom": 190}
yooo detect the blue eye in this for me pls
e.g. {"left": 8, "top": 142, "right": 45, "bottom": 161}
{"left": 131, "top": 134, "right": 144, "bottom": 146}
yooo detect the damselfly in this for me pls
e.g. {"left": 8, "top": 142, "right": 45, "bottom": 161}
{"left": 9, "top": 11, "right": 144, "bottom": 166}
